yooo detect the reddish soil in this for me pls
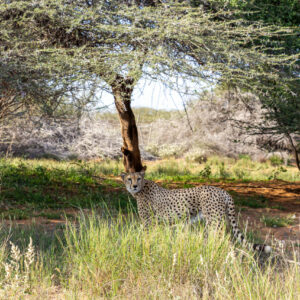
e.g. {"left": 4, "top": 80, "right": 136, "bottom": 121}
{"left": 3, "top": 208, "right": 79, "bottom": 231}
{"left": 210, "top": 181, "right": 300, "bottom": 211}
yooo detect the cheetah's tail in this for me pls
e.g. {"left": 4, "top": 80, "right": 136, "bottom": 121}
{"left": 227, "top": 199, "right": 271, "bottom": 254}
{"left": 233, "top": 228, "right": 272, "bottom": 253}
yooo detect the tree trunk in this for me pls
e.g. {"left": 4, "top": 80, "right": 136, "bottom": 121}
{"left": 286, "top": 133, "right": 300, "bottom": 171}
{"left": 111, "top": 75, "right": 145, "bottom": 173}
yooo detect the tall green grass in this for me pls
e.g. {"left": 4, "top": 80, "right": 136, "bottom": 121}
{"left": 0, "top": 158, "right": 132, "bottom": 218}
{"left": 0, "top": 213, "right": 299, "bottom": 299}
{"left": 1, "top": 157, "right": 299, "bottom": 185}
{"left": 147, "top": 157, "right": 300, "bottom": 182}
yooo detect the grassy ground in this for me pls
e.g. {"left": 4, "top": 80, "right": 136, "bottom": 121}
{"left": 0, "top": 157, "right": 299, "bottom": 298}
{"left": 146, "top": 156, "right": 300, "bottom": 182}
{"left": 0, "top": 158, "right": 132, "bottom": 220}
{"left": 0, "top": 214, "right": 299, "bottom": 299}
{"left": 0, "top": 157, "right": 299, "bottom": 220}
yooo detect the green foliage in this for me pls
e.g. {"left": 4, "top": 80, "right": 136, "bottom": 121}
{"left": 230, "top": 192, "right": 269, "bottom": 209}
{"left": 261, "top": 215, "right": 295, "bottom": 228}
{"left": 215, "top": 2, "right": 300, "bottom": 162}
{"left": 246, "top": 0, "right": 300, "bottom": 27}
{"left": 232, "top": 167, "right": 248, "bottom": 180}
{"left": 218, "top": 162, "right": 230, "bottom": 179}
{"left": 147, "top": 157, "right": 300, "bottom": 182}
{"left": 150, "top": 161, "right": 191, "bottom": 177}
{"left": 198, "top": 165, "right": 212, "bottom": 179}
{"left": 269, "top": 155, "right": 284, "bottom": 167}
{"left": 0, "top": 208, "right": 31, "bottom": 220}
{"left": 1, "top": 0, "right": 297, "bottom": 97}
{"left": 229, "top": 0, "right": 300, "bottom": 59}
{"left": 134, "top": 107, "right": 176, "bottom": 123}
{"left": 238, "top": 154, "right": 251, "bottom": 160}
{"left": 268, "top": 166, "right": 288, "bottom": 180}
{"left": 98, "top": 107, "right": 176, "bottom": 123}
{"left": 0, "top": 158, "right": 132, "bottom": 219}
{"left": 90, "top": 159, "right": 123, "bottom": 176}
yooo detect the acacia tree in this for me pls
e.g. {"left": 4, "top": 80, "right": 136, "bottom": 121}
{"left": 1, "top": 0, "right": 297, "bottom": 171}
{"left": 231, "top": 83, "right": 300, "bottom": 170}
{"left": 220, "top": 0, "right": 300, "bottom": 170}
{"left": 0, "top": 56, "right": 103, "bottom": 125}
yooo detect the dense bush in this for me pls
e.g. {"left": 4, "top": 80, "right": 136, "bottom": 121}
{"left": 0, "top": 91, "right": 295, "bottom": 162}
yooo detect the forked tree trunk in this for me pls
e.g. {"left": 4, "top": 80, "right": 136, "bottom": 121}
{"left": 111, "top": 75, "right": 145, "bottom": 173}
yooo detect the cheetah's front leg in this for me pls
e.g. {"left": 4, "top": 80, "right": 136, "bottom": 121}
{"left": 136, "top": 200, "right": 153, "bottom": 228}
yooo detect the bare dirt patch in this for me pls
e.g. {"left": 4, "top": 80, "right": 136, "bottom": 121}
{"left": 211, "top": 180, "right": 300, "bottom": 210}
{"left": 2, "top": 208, "right": 78, "bottom": 231}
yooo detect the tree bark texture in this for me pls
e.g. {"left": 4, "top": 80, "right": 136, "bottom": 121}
{"left": 111, "top": 75, "right": 145, "bottom": 173}
{"left": 286, "top": 133, "right": 300, "bottom": 171}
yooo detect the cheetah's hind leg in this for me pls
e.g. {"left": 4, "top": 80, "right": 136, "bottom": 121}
{"left": 199, "top": 214, "right": 227, "bottom": 240}
{"left": 190, "top": 211, "right": 205, "bottom": 225}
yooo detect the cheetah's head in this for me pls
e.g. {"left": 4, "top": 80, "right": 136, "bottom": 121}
{"left": 120, "top": 170, "right": 146, "bottom": 194}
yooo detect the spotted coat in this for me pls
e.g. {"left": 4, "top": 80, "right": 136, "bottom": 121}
{"left": 121, "top": 171, "right": 271, "bottom": 253}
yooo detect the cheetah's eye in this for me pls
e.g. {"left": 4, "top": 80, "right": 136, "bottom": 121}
{"left": 128, "top": 178, "right": 132, "bottom": 182}
{"left": 137, "top": 178, "right": 141, "bottom": 181}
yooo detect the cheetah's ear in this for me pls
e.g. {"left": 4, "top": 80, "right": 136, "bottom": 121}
{"left": 120, "top": 172, "right": 127, "bottom": 181}
{"left": 140, "top": 166, "right": 147, "bottom": 176}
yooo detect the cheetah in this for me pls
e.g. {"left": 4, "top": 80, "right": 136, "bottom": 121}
{"left": 121, "top": 170, "right": 271, "bottom": 253}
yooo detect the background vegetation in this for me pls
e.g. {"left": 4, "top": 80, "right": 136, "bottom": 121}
{"left": 0, "top": 0, "right": 299, "bottom": 165}
{"left": 0, "top": 92, "right": 298, "bottom": 166}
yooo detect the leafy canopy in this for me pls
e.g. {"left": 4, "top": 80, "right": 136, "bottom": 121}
{"left": 1, "top": 0, "right": 297, "bottom": 89}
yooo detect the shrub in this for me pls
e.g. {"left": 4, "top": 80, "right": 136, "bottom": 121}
{"left": 233, "top": 167, "right": 248, "bottom": 180}
{"left": 198, "top": 165, "right": 212, "bottom": 178}
{"left": 261, "top": 215, "right": 295, "bottom": 227}
{"left": 268, "top": 166, "right": 287, "bottom": 180}
{"left": 269, "top": 155, "right": 284, "bottom": 166}
{"left": 238, "top": 154, "right": 251, "bottom": 160}
{"left": 218, "top": 162, "right": 230, "bottom": 179}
